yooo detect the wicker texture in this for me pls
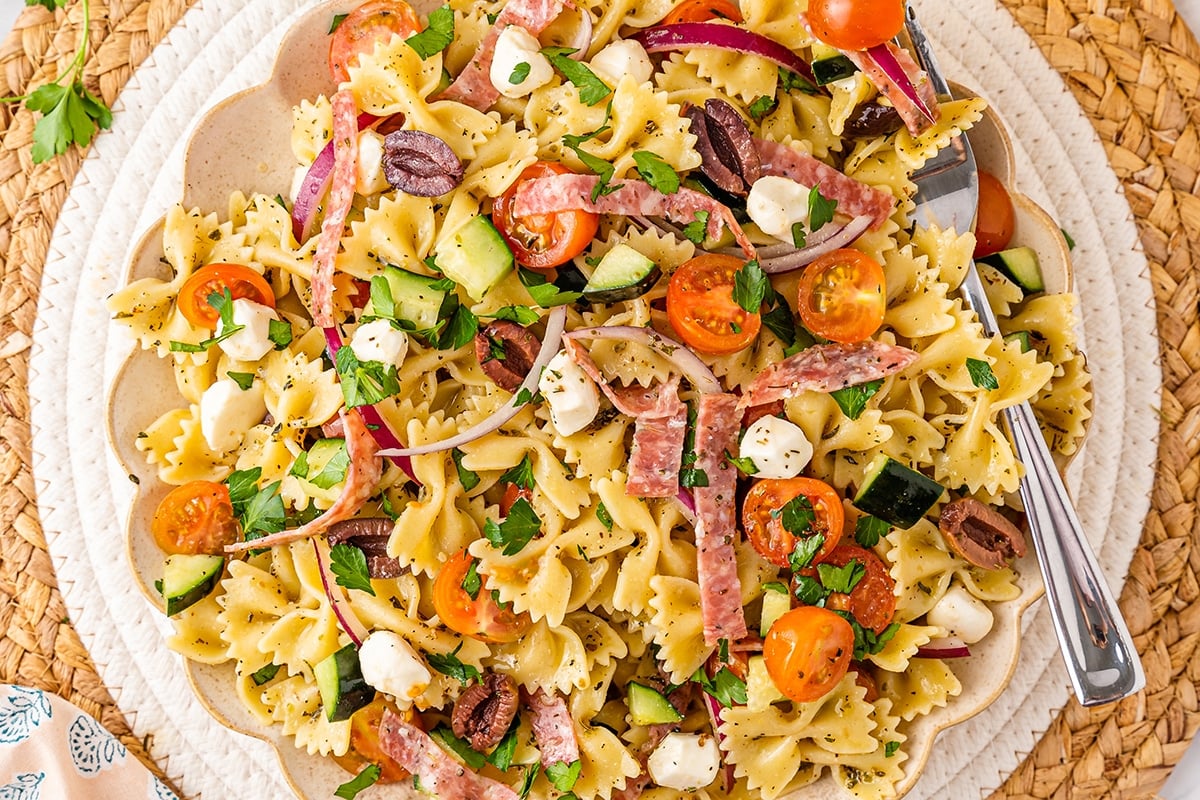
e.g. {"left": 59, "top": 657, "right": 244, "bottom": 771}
{"left": 0, "top": 0, "right": 1195, "bottom": 798}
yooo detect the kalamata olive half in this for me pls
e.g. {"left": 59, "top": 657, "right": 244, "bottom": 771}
{"left": 686, "top": 105, "right": 745, "bottom": 195}
{"left": 843, "top": 103, "right": 904, "bottom": 138}
{"left": 382, "top": 130, "right": 464, "bottom": 197}
{"left": 703, "top": 98, "right": 762, "bottom": 186}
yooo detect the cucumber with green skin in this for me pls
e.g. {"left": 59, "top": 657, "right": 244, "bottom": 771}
{"left": 1004, "top": 330, "right": 1033, "bottom": 353}
{"left": 433, "top": 215, "right": 514, "bottom": 301}
{"left": 582, "top": 243, "right": 661, "bottom": 303}
{"left": 315, "top": 643, "right": 374, "bottom": 722}
{"left": 626, "top": 681, "right": 683, "bottom": 725}
{"left": 979, "top": 246, "right": 1044, "bottom": 293}
{"left": 162, "top": 553, "right": 225, "bottom": 616}
{"left": 810, "top": 42, "right": 858, "bottom": 85}
{"left": 364, "top": 265, "right": 449, "bottom": 330}
{"left": 853, "top": 455, "right": 945, "bottom": 529}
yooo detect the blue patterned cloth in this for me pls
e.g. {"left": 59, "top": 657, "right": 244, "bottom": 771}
{"left": 0, "top": 685, "right": 179, "bottom": 799}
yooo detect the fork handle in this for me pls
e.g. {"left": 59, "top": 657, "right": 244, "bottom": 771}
{"left": 961, "top": 263, "right": 1145, "bottom": 706}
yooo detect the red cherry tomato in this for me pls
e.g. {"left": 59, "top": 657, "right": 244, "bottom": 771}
{"left": 796, "top": 248, "right": 886, "bottom": 344}
{"left": 492, "top": 161, "right": 600, "bottom": 270}
{"left": 763, "top": 606, "right": 855, "bottom": 703}
{"left": 331, "top": 698, "right": 419, "bottom": 782}
{"left": 663, "top": 0, "right": 744, "bottom": 24}
{"left": 666, "top": 253, "right": 762, "bottom": 355}
{"left": 973, "top": 170, "right": 1015, "bottom": 259}
{"left": 432, "top": 549, "right": 532, "bottom": 643}
{"left": 741, "top": 477, "right": 845, "bottom": 568}
{"left": 329, "top": 0, "right": 422, "bottom": 84}
{"left": 797, "top": 544, "right": 896, "bottom": 634}
{"left": 151, "top": 481, "right": 240, "bottom": 555}
{"left": 806, "top": 0, "right": 905, "bottom": 51}
{"left": 177, "top": 264, "right": 275, "bottom": 330}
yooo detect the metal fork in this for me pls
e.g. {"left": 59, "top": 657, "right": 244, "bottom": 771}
{"left": 902, "top": 5, "right": 1144, "bottom": 707}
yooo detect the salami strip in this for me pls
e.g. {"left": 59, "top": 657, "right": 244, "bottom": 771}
{"left": 737, "top": 341, "right": 919, "bottom": 410}
{"left": 311, "top": 89, "right": 359, "bottom": 328}
{"left": 513, "top": 174, "right": 756, "bottom": 259}
{"left": 379, "top": 710, "right": 519, "bottom": 800}
{"left": 563, "top": 340, "right": 684, "bottom": 418}
{"left": 626, "top": 399, "right": 688, "bottom": 498}
{"left": 525, "top": 689, "right": 581, "bottom": 768}
{"left": 754, "top": 137, "right": 895, "bottom": 228}
{"left": 843, "top": 43, "right": 940, "bottom": 136}
{"left": 692, "top": 393, "right": 748, "bottom": 645}
{"left": 224, "top": 407, "right": 382, "bottom": 552}
{"left": 437, "top": 0, "right": 566, "bottom": 111}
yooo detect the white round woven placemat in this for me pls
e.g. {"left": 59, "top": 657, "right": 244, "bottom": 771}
{"left": 27, "top": 0, "right": 1158, "bottom": 798}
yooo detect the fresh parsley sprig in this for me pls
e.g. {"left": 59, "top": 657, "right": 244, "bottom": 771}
{"left": 5, "top": 0, "right": 113, "bottom": 163}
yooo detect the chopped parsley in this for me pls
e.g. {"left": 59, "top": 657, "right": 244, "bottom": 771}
{"left": 829, "top": 379, "right": 883, "bottom": 420}
{"left": 681, "top": 210, "right": 710, "bottom": 246}
{"left": 426, "top": 642, "right": 482, "bottom": 686}
{"left": 509, "top": 61, "right": 532, "bottom": 85}
{"left": 334, "top": 346, "right": 401, "bottom": 407}
{"left": 966, "top": 357, "right": 999, "bottom": 390}
{"left": 404, "top": 5, "right": 455, "bottom": 59}
{"left": 519, "top": 267, "right": 582, "bottom": 307}
{"left": 451, "top": 447, "right": 480, "bottom": 491}
{"left": 632, "top": 150, "right": 680, "bottom": 194}
{"left": 854, "top": 515, "right": 890, "bottom": 548}
{"left": 541, "top": 47, "right": 612, "bottom": 105}
{"left": 483, "top": 497, "right": 541, "bottom": 555}
{"left": 596, "top": 501, "right": 614, "bottom": 531}
{"left": 499, "top": 454, "right": 536, "bottom": 490}
{"left": 788, "top": 533, "right": 825, "bottom": 571}
{"left": 334, "top": 764, "right": 381, "bottom": 799}
{"left": 732, "top": 259, "right": 770, "bottom": 313}
{"left": 329, "top": 543, "right": 375, "bottom": 596}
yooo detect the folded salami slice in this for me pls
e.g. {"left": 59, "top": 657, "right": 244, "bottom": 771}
{"left": 379, "top": 710, "right": 519, "bottom": 800}
{"left": 754, "top": 137, "right": 895, "bottom": 228}
{"left": 224, "top": 407, "right": 382, "bottom": 552}
{"left": 310, "top": 89, "right": 359, "bottom": 328}
{"left": 737, "top": 340, "right": 919, "bottom": 410}
{"left": 692, "top": 393, "right": 748, "bottom": 646}
{"left": 513, "top": 174, "right": 756, "bottom": 259}
{"left": 437, "top": 0, "right": 565, "bottom": 111}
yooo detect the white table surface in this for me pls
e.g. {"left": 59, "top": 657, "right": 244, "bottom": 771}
{"left": 1, "top": 0, "right": 1196, "bottom": 797}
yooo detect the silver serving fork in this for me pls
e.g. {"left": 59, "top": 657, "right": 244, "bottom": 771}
{"left": 902, "top": 5, "right": 1144, "bottom": 707}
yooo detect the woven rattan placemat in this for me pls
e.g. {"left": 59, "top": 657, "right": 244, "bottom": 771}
{"left": 0, "top": 1, "right": 1195, "bottom": 797}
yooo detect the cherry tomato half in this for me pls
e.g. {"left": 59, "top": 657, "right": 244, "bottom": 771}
{"left": 973, "top": 170, "right": 1015, "bottom": 259}
{"left": 806, "top": 0, "right": 905, "bottom": 51}
{"left": 331, "top": 698, "right": 419, "bottom": 783}
{"left": 666, "top": 253, "right": 762, "bottom": 355}
{"left": 663, "top": 0, "right": 743, "bottom": 24}
{"left": 797, "top": 544, "right": 896, "bottom": 634}
{"left": 796, "top": 248, "right": 886, "bottom": 344}
{"left": 763, "top": 606, "right": 855, "bottom": 703}
{"left": 499, "top": 483, "right": 534, "bottom": 517}
{"left": 432, "top": 549, "right": 532, "bottom": 643}
{"left": 177, "top": 264, "right": 275, "bottom": 330}
{"left": 151, "top": 481, "right": 240, "bottom": 555}
{"left": 742, "top": 477, "right": 845, "bottom": 568}
{"left": 492, "top": 161, "right": 600, "bottom": 270}
{"left": 329, "top": 0, "right": 422, "bottom": 84}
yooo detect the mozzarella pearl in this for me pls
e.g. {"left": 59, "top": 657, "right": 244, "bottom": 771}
{"left": 357, "top": 631, "right": 432, "bottom": 705}
{"left": 490, "top": 26, "right": 555, "bottom": 99}
{"left": 588, "top": 39, "right": 653, "bottom": 86}
{"left": 746, "top": 175, "right": 814, "bottom": 241}
{"left": 349, "top": 318, "right": 409, "bottom": 366}
{"left": 217, "top": 298, "right": 277, "bottom": 363}
{"left": 926, "top": 584, "right": 994, "bottom": 644}
{"left": 199, "top": 377, "right": 267, "bottom": 453}
{"left": 537, "top": 350, "right": 601, "bottom": 436}
{"left": 647, "top": 732, "right": 722, "bottom": 790}
{"left": 355, "top": 129, "right": 391, "bottom": 195}
{"left": 738, "top": 415, "right": 814, "bottom": 479}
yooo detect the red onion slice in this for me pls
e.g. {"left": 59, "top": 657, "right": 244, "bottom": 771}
{"left": 322, "top": 326, "right": 418, "bottom": 483}
{"left": 700, "top": 689, "right": 736, "bottom": 792}
{"left": 563, "top": 325, "right": 723, "bottom": 394}
{"left": 565, "top": 6, "right": 594, "bottom": 58}
{"left": 675, "top": 487, "right": 697, "bottom": 523}
{"left": 631, "top": 23, "right": 818, "bottom": 88}
{"left": 756, "top": 215, "right": 874, "bottom": 274}
{"left": 291, "top": 112, "right": 378, "bottom": 243}
{"left": 313, "top": 538, "right": 369, "bottom": 648}
{"left": 915, "top": 636, "right": 972, "bottom": 659}
{"left": 864, "top": 43, "right": 937, "bottom": 125}
{"left": 376, "top": 305, "right": 568, "bottom": 457}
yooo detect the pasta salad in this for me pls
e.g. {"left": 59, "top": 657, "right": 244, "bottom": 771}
{"left": 109, "top": 0, "right": 1092, "bottom": 797}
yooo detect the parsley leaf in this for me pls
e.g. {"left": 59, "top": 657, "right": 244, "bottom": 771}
{"left": 488, "top": 305, "right": 541, "bottom": 325}
{"left": 26, "top": 79, "right": 112, "bottom": 164}
{"left": 546, "top": 760, "right": 582, "bottom": 792}
{"left": 430, "top": 725, "right": 486, "bottom": 770}
{"left": 747, "top": 94, "right": 777, "bottom": 121}
{"left": 632, "top": 150, "right": 680, "bottom": 194}
{"left": 966, "top": 357, "right": 999, "bottom": 390}
{"left": 596, "top": 501, "right": 614, "bottom": 531}
{"left": 779, "top": 494, "right": 816, "bottom": 537}
{"left": 854, "top": 515, "right": 890, "bottom": 548}
{"left": 334, "top": 764, "right": 381, "bottom": 800}
{"left": 692, "top": 666, "right": 747, "bottom": 707}
{"left": 541, "top": 47, "right": 612, "bottom": 105}
{"left": 404, "top": 5, "right": 455, "bottom": 59}
{"left": 808, "top": 185, "right": 838, "bottom": 231}
{"left": 792, "top": 575, "right": 826, "bottom": 605}
{"left": 451, "top": 447, "right": 480, "bottom": 491}
{"left": 761, "top": 297, "right": 798, "bottom": 347}
{"left": 499, "top": 454, "right": 536, "bottom": 489}
{"left": 225, "top": 468, "right": 262, "bottom": 515}
{"left": 761, "top": 580, "right": 789, "bottom": 594}
{"left": 328, "top": 12, "right": 349, "bottom": 33}
{"left": 732, "top": 260, "right": 769, "bottom": 313}
{"left": 226, "top": 371, "right": 255, "bottom": 391}
{"left": 680, "top": 466, "right": 708, "bottom": 488}
{"left": 832, "top": 612, "right": 900, "bottom": 659}
{"left": 243, "top": 481, "right": 286, "bottom": 540}
{"left": 308, "top": 443, "right": 351, "bottom": 489}
{"left": 483, "top": 497, "right": 541, "bottom": 555}
{"left": 426, "top": 642, "right": 482, "bottom": 686}
{"left": 250, "top": 663, "right": 280, "bottom": 686}
{"left": 779, "top": 67, "right": 817, "bottom": 94}
{"left": 369, "top": 274, "right": 396, "bottom": 319}
{"left": 268, "top": 318, "right": 293, "bottom": 349}
{"left": 436, "top": 298, "right": 480, "bottom": 350}
{"left": 518, "top": 765, "right": 539, "bottom": 799}
{"left": 725, "top": 451, "right": 758, "bottom": 475}
{"left": 518, "top": 267, "right": 582, "bottom": 307}
{"left": 560, "top": 135, "right": 620, "bottom": 202}
{"left": 509, "top": 61, "right": 532, "bottom": 85}
{"left": 788, "top": 533, "right": 825, "bottom": 571}
{"left": 791, "top": 220, "right": 808, "bottom": 249}
{"left": 885, "top": 741, "right": 901, "bottom": 757}
{"left": 488, "top": 718, "right": 521, "bottom": 771}
{"left": 329, "top": 543, "right": 376, "bottom": 596}
{"left": 817, "top": 559, "right": 866, "bottom": 594}
{"left": 829, "top": 379, "right": 882, "bottom": 420}
{"left": 460, "top": 558, "right": 482, "bottom": 600}
{"left": 1061, "top": 228, "right": 1076, "bottom": 250}
{"left": 334, "top": 346, "right": 401, "bottom": 407}
{"left": 681, "top": 210, "right": 710, "bottom": 246}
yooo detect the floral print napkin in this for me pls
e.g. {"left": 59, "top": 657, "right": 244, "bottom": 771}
{"left": 0, "top": 685, "right": 179, "bottom": 799}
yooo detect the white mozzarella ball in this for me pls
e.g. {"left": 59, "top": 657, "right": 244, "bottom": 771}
{"left": 490, "top": 26, "right": 555, "bottom": 98}
{"left": 588, "top": 39, "right": 653, "bottom": 86}
{"left": 746, "top": 175, "right": 814, "bottom": 240}
{"left": 926, "top": 584, "right": 995, "bottom": 644}
{"left": 738, "top": 415, "right": 814, "bottom": 479}
{"left": 537, "top": 350, "right": 601, "bottom": 436}
{"left": 199, "top": 377, "right": 267, "bottom": 453}
{"left": 646, "top": 732, "right": 721, "bottom": 790}
{"left": 349, "top": 318, "right": 409, "bottom": 366}
{"left": 356, "top": 129, "right": 391, "bottom": 196}
{"left": 357, "top": 631, "right": 432, "bottom": 705}
{"left": 217, "top": 298, "right": 277, "bottom": 363}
